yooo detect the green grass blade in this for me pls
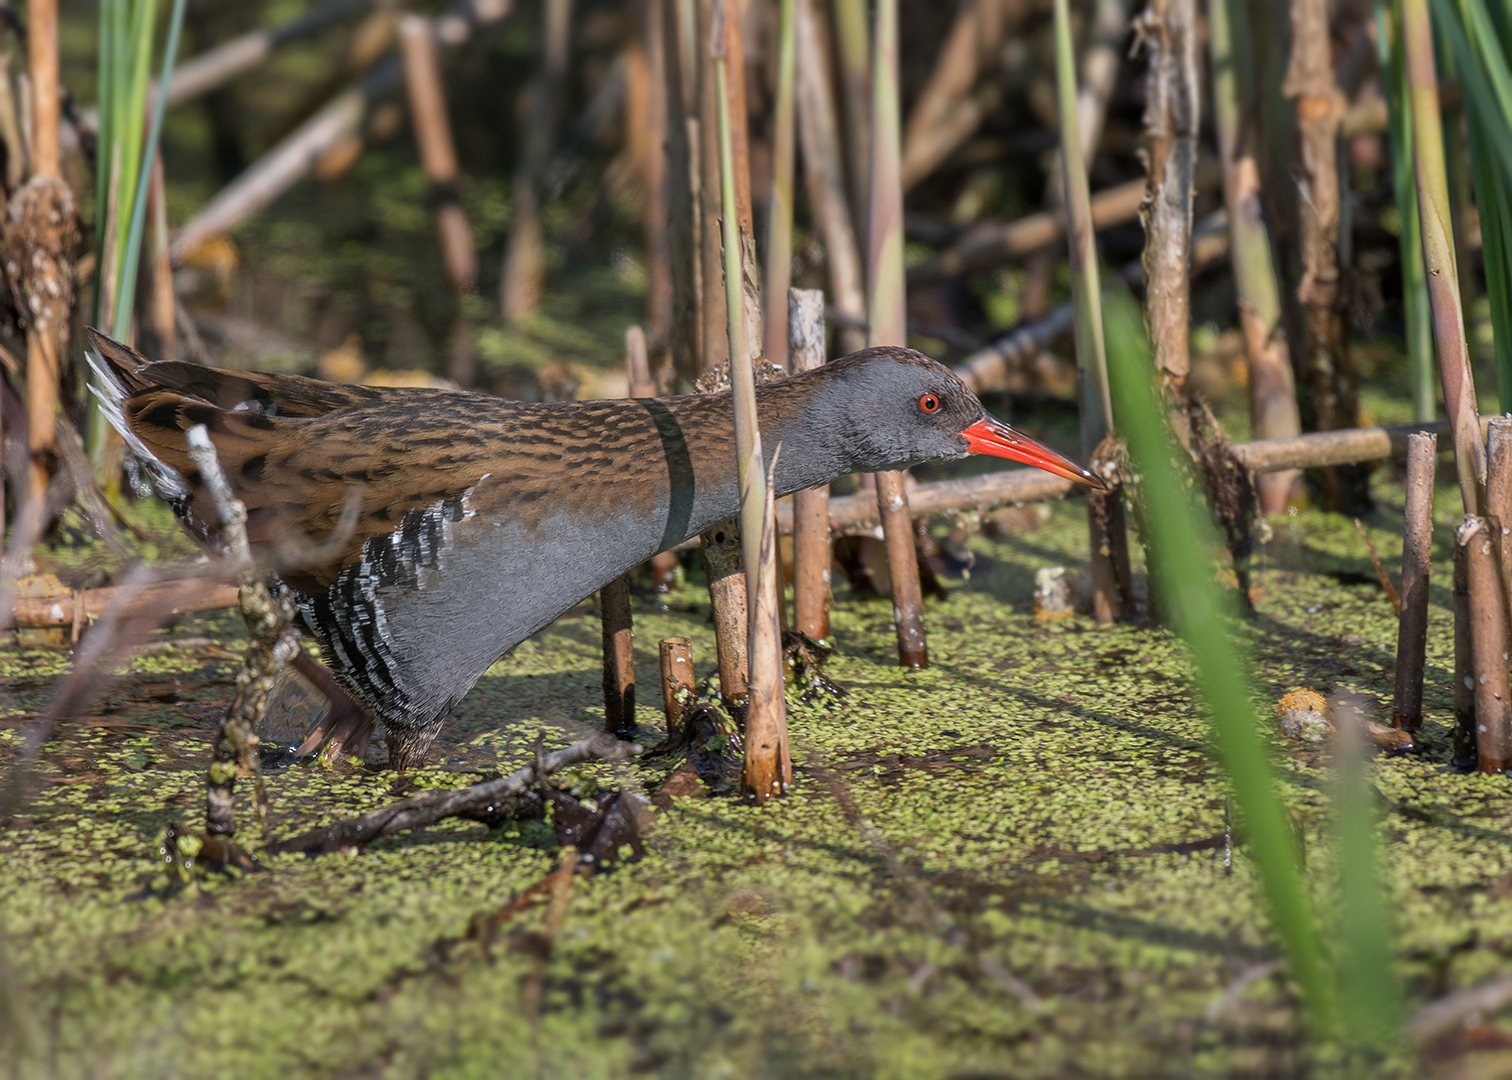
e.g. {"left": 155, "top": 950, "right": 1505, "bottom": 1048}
{"left": 1102, "top": 290, "right": 1339, "bottom": 1035}
{"left": 112, "top": 0, "right": 187, "bottom": 341}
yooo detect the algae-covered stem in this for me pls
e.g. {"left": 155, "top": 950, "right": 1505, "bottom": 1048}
{"left": 713, "top": 0, "right": 788, "bottom": 798}
{"left": 1392, "top": 431, "right": 1436, "bottom": 732}
{"left": 790, "top": 288, "right": 832, "bottom": 641}
{"left": 867, "top": 0, "right": 928, "bottom": 669}
{"left": 186, "top": 425, "right": 298, "bottom": 837}
{"left": 659, "top": 637, "right": 694, "bottom": 734}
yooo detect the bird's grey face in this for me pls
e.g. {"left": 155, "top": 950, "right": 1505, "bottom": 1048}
{"left": 827, "top": 348, "right": 1104, "bottom": 488}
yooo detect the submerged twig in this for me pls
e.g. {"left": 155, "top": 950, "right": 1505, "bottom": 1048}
{"left": 1352, "top": 518, "right": 1401, "bottom": 616}
{"left": 266, "top": 732, "right": 641, "bottom": 855}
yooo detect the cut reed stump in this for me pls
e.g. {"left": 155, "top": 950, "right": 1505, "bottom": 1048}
{"left": 659, "top": 637, "right": 694, "bottom": 733}
{"left": 789, "top": 288, "right": 831, "bottom": 640}
{"left": 1392, "top": 431, "right": 1436, "bottom": 732}
{"left": 600, "top": 575, "right": 636, "bottom": 738}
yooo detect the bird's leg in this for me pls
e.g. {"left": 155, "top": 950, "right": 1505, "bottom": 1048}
{"left": 385, "top": 722, "right": 444, "bottom": 772}
{"left": 290, "top": 651, "right": 377, "bottom": 764}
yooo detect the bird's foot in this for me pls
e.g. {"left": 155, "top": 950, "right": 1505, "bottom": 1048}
{"left": 290, "top": 651, "right": 377, "bottom": 766}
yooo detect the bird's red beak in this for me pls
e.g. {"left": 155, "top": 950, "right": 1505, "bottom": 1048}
{"left": 960, "top": 414, "right": 1106, "bottom": 490}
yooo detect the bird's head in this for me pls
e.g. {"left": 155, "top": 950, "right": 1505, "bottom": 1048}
{"left": 810, "top": 347, "right": 1105, "bottom": 489}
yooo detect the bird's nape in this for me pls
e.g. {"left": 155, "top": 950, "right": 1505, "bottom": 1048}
{"left": 959, "top": 414, "right": 1105, "bottom": 490}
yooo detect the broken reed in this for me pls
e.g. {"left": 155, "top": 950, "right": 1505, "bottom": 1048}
{"left": 712, "top": 0, "right": 788, "bottom": 800}
{"left": 866, "top": 0, "right": 928, "bottom": 669}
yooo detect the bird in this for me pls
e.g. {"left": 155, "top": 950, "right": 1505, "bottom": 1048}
{"left": 86, "top": 329, "right": 1103, "bottom": 770}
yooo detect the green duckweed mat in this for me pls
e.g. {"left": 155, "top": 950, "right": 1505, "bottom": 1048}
{"left": 3, "top": 476, "right": 1509, "bottom": 1078}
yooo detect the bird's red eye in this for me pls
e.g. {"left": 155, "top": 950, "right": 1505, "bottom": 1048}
{"left": 919, "top": 393, "right": 940, "bottom": 413}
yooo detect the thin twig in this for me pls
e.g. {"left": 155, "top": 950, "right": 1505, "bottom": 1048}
{"left": 1352, "top": 518, "right": 1401, "bottom": 615}
{"left": 265, "top": 732, "right": 641, "bottom": 854}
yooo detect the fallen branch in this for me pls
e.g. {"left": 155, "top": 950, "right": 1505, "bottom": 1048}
{"left": 8, "top": 578, "right": 239, "bottom": 629}
{"left": 907, "top": 157, "right": 1221, "bottom": 287}
{"left": 265, "top": 731, "right": 641, "bottom": 855}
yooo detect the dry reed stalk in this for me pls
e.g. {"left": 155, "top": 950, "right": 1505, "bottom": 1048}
{"left": 1453, "top": 539, "right": 1475, "bottom": 765}
{"left": 399, "top": 15, "right": 477, "bottom": 387}
{"left": 1352, "top": 517, "right": 1401, "bottom": 615}
{"left": 501, "top": 0, "right": 572, "bottom": 321}
{"left": 713, "top": 2, "right": 786, "bottom": 794}
{"left": 600, "top": 574, "right": 636, "bottom": 737}
{"left": 661, "top": 0, "right": 703, "bottom": 385}
{"left": 1209, "top": 0, "right": 1299, "bottom": 514}
{"left": 867, "top": 0, "right": 927, "bottom": 669}
{"left": 146, "top": 154, "right": 176, "bottom": 361}
{"left": 1490, "top": 420, "right": 1512, "bottom": 636}
{"left": 641, "top": 0, "right": 674, "bottom": 357}
{"left": 1284, "top": 0, "right": 1364, "bottom": 509}
{"left": 762, "top": 0, "right": 796, "bottom": 369}
{"left": 831, "top": 0, "right": 871, "bottom": 239}
{"left": 1461, "top": 516, "right": 1511, "bottom": 773}
{"left": 400, "top": 16, "right": 476, "bottom": 297}
{"left": 789, "top": 288, "right": 831, "bottom": 640}
{"left": 908, "top": 162, "right": 1220, "bottom": 287}
{"left": 1392, "top": 432, "right": 1436, "bottom": 732}
{"left": 1052, "top": 0, "right": 1123, "bottom": 623}
{"left": 659, "top": 637, "right": 694, "bottom": 732}
{"left": 795, "top": 0, "right": 865, "bottom": 354}
{"left": 1135, "top": 0, "right": 1199, "bottom": 433}
{"left": 625, "top": 324, "right": 655, "bottom": 398}
{"left": 899, "top": 0, "right": 1019, "bottom": 191}
{"left": 14, "top": 0, "right": 68, "bottom": 502}
{"left": 1400, "top": 21, "right": 1481, "bottom": 448}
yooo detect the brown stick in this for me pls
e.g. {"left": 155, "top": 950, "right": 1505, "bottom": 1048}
{"left": 1454, "top": 537, "right": 1476, "bottom": 764}
{"left": 1137, "top": 0, "right": 1199, "bottom": 434}
{"left": 27, "top": 0, "right": 57, "bottom": 180}
{"left": 1490, "top": 419, "right": 1512, "bottom": 643}
{"left": 147, "top": 154, "right": 177, "bottom": 361}
{"left": 1461, "top": 516, "right": 1511, "bottom": 773}
{"left": 501, "top": 0, "right": 572, "bottom": 321}
{"left": 661, "top": 0, "right": 702, "bottom": 386}
{"left": 1352, "top": 518, "right": 1401, "bottom": 616}
{"left": 794, "top": 0, "right": 865, "bottom": 355}
{"left": 1393, "top": 432, "right": 1436, "bottom": 732}
{"left": 659, "top": 637, "right": 694, "bottom": 732}
{"left": 400, "top": 16, "right": 477, "bottom": 296}
{"left": 7, "top": 578, "right": 240, "bottom": 629}
{"left": 789, "top": 287, "right": 831, "bottom": 640}
{"left": 899, "top": 0, "right": 1018, "bottom": 191}
{"left": 266, "top": 732, "right": 641, "bottom": 855}
{"left": 600, "top": 574, "right": 635, "bottom": 737}
{"left": 702, "top": 519, "right": 747, "bottom": 706}
{"left": 625, "top": 324, "right": 655, "bottom": 398}
{"left": 1285, "top": 0, "right": 1364, "bottom": 509}
{"left": 641, "top": 0, "right": 674, "bottom": 354}
{"left": 908, "top": 161, "right": 1222, "bottom": 288}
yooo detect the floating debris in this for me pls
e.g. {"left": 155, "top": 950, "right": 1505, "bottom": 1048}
{"left": 1276, "top": 688, "right": 1332, "bottom": 743}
